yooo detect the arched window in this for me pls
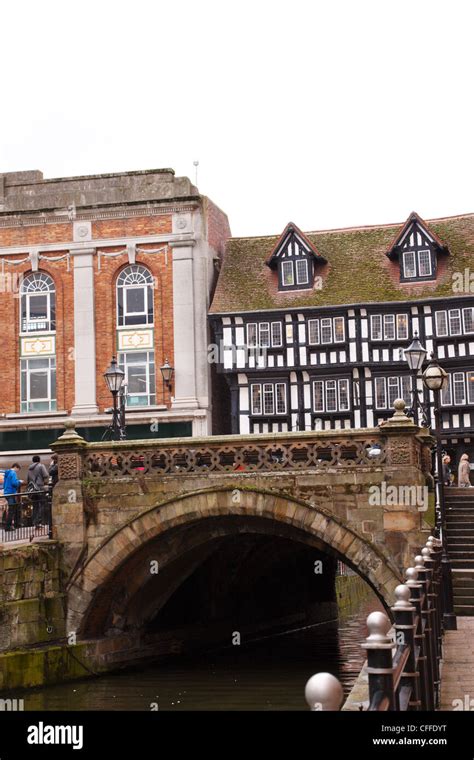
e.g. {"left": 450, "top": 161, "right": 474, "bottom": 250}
{"left": 116, "top": 265, "right": 154, "bottom": 327}
{"left": 20, "top": 272, "right": 56, "bottom": 333}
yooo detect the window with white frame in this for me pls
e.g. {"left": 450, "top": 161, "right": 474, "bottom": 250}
{"left": 418, "top": 250, "right": 432, "bottom": 277}
{"left": 402, "top": 251, "right": 417, "bottom": 279}
{"left": 401, "top": 248, "right": 435, "bottom": 280}
{"left": 371, "top": 313, "right": 409, "bottom": 341}
{"left": 20, "top": 272, "right": 56, "bottom": 334}
{"left": 247, "top": 323, "right": 257, "bottom": 348}
{"left": 441, "top": 376, "right": 452, "bottom": 406}
{"left": 280, "top": 257, "right": 310, "bottom": 288}
{"left": 246, "top": 322, "right": 282, "bottom": 348}
{"left": 251, "top": 384, "right": 262, "bottom": 414}
{"left": 448, "top": 309, "right": 462, "bottom": 336}
{"left": 397, "top": 314, "right": 409, "bottom": 340}
{"left": 463, "top": 307, "right": 474, "bottom": 334}
{"left": 250, "top": 382, "right": 287, "bottom": 415}
{"left": 281, "top": 260, "right": 295, "bottom": 287}
{"left": 117, "top": 265, "right": 154, "bottom": 327}
{"left": 374, "top": 376, "right": 411, "bottom": 409}
{"left": 453, "top": 372, "right": 466, "bottom": 405}
{"left": 440, "top": 371, "right": 474, "bottom": 406}
{"left": 271, "top": 322, "right": 282, "bottom": 347}
{"left": 334, "top": 316, "right": 345, "bottom": 343}
{"left": 468, "top": 372, "right": 474, "bottom": 404}
{"left": 435, "top": 311, "right": 448, "bottom": 337}
{"left": 20, "top": 357, "right": 56, "bottom": 413}
{"left": 321, "top": 318, "right": 332, "bottom": 344}
{"left": 295, "top": 259, "right": 309, "bottom": 285}
{"left": 435, "top": 308, "right": 473, "bottom": 337}
{"left": 312, "top": 378, "right": 350, "bottom": 412}
{"left": 307, "top": 317, "right": 345, "bottom": 345}
{"left": 371, "top": 315, "right": 383, "bottom": 341}
{"left": 259, "top": 323, "right": 270, "bottom": 347}
{"left": 384, "top": 314, "right": 396, "bottom": 341}
{"left": 118, "top": 351, "right": 156, "bottom": 407}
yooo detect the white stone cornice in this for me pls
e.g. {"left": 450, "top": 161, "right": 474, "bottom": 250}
{"left": 69, "top": 247, "right": 96, "bottom": 257}
{"left": 0, "top": 231, "right": 195, "bottom": 257}
{"left": 0, "top": 202, "right": 199, "bottom": 229}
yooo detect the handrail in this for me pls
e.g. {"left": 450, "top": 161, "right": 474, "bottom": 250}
{"left": 305, "top": 535, "right": 448, "bottom": 711}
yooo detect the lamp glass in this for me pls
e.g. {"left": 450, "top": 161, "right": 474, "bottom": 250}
{"left": 404, "top": 334, "right": 428, "bottom": 372}
{"left": 104, "top": 356, "right": 125, "bottom": 394}
{"left": 160, "top": 359, "right": 174, "bottom": 384}
{"left": 423, "top": 361, "right": 448, "bottom": 392}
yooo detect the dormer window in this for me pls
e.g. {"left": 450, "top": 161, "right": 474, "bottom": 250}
{"left": 386, "top": 212, "right": 449, "bottom": 284}
{"left": 266, "top": 222, "right": 326, "bottom": 292}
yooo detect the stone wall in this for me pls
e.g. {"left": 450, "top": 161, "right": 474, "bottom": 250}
{"left": 0, "top": 542, "right": 65, "bottom": 652}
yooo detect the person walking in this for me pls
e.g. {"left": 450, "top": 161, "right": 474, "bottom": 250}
{"left": 442, "top": 454, "right": 452, "bottom": 487}
{"left": 458, "top": 453, "right": 472, "bottom": 488}
{"left": 4, "top": 463, "right": 23, "bottom": 532}
{"left": 49, "top": 453, "right": 58, "bottom": 488}
{"left": 27, "top": 455, "right": 49, "bottom": 529}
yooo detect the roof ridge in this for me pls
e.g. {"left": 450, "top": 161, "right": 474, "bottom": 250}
{"left": 229, "top": 211, "right": 474, "bottom": 242}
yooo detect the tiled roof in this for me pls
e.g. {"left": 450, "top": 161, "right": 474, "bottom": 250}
{"left": 209, "top": 213, "right": 474, "bottom": 315}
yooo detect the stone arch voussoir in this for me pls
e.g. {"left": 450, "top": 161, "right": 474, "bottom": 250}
{"left": 68, "top": 488, "right": 403, "bottom": 633}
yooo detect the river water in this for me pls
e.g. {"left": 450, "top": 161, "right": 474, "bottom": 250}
{"left": 24, "top": 593, "right": 383, "bottom": 711}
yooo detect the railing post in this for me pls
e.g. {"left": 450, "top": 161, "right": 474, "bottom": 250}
{"left": 392, "top": 583, "right": 420, "bottom": 710}
{"left": 405, "top": 566, "right": 430, "bottom": 710}
{"left": 428, "top": 536, "right": 444, "bottom": 659}
{"left": 422, "top": 544, "right": 441, "bottom": 706}
{"left": 362, "top": 611, "right": 396, "bottom": 710}
{"left": 305, "top": 672, "right": 344, "bottom": 711}
{"left": 414, "top": 554, "right": 435, "bottom": 710}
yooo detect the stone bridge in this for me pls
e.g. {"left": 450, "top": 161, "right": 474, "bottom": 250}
{"left": 51, "top": 401, "right": 434, "bottom": 649}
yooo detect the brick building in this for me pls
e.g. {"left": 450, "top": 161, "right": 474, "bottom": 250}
{"left": 0, "top": 168, "right": 230, "bottom": 454}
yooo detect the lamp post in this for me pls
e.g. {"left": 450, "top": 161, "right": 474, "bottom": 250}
{"left": 103, "top": 356, "right": 126, "bottom": 441}
{"left": 422, "top": 355, "right": 457, "bottom": 630}
{"left": 404, "top": 332, "right": 429, "bottom": 426}
{"left": 160, "top": 359, "right": 174, "bottom": 395}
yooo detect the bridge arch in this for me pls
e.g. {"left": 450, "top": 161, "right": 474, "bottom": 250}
{"left": 67, "top": 487, "right": 403, "bottom": 637}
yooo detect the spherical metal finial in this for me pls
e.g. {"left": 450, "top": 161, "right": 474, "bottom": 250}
{"left": 422, "top": 547, "right": 432, "bottom": 559}
{"left": 393, "top": 584, "right": 411, "bottom": 608}
{"left": 305, "top": 672, "right": 344, "bottom": 711}
{"left": 366, "top": 611, "right": 391, "bottom": 642}
{"left": 405, "top": 567, "right": 418, "bottom": 588}
{"left": 415, "top": 555, "right": 425, "bottom": 569}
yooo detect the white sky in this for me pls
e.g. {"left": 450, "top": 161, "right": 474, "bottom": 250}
{"left": 2, "top": 0, "right": 473, "bottom": 237}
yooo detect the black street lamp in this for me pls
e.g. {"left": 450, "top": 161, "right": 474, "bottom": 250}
{"left": 423, "top": 355, "right": 457, "bottom": 630}
{"left": 160, "top": 359, "right": 174, "bottom": 392}
{"left": 103, "top": 356, "right": 126, "bottom": 441}
{"left": 404, "top": 332, "right": 429, "bottom": 426}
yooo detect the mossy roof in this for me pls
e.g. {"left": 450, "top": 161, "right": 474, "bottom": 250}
{"left": 209, "top": 213, "right": 474, "bottom": 315}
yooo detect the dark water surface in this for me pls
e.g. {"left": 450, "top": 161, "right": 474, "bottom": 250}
{"left": 24, "top": 596, "right": 382, "bottom": 711}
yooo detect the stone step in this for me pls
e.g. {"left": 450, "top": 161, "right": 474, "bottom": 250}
{"left": 447, "top": 536, "right": 474, "bottom": 542}
{"left": 449, "top": 553, "right": 474, "bottom": 561}
{"left": 454, "top": 605, "right": 474, "bottom": 616}
{"left": 453, "top": 592, "right": 474, "bottom": 602}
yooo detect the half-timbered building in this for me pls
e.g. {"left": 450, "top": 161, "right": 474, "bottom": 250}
{"left": 209, "top": 212, "right": 474, "bottom": 464}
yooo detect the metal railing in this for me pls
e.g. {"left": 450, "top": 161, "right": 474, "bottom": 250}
{"left": 0, "top": 488, "right": 53, "bottom": 543}
{"left": 305, "top": 536, "right": 448, "bottom": 711}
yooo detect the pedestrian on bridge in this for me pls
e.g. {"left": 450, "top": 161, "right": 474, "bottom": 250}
{"left": 458, "top": 454, "right": 473, "bottom": 488}
{"left": 27, "top": 456, "right": 49, "bottom": 529}
{"left": 4, "top": 464, "right": 23, "bottom": 532}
